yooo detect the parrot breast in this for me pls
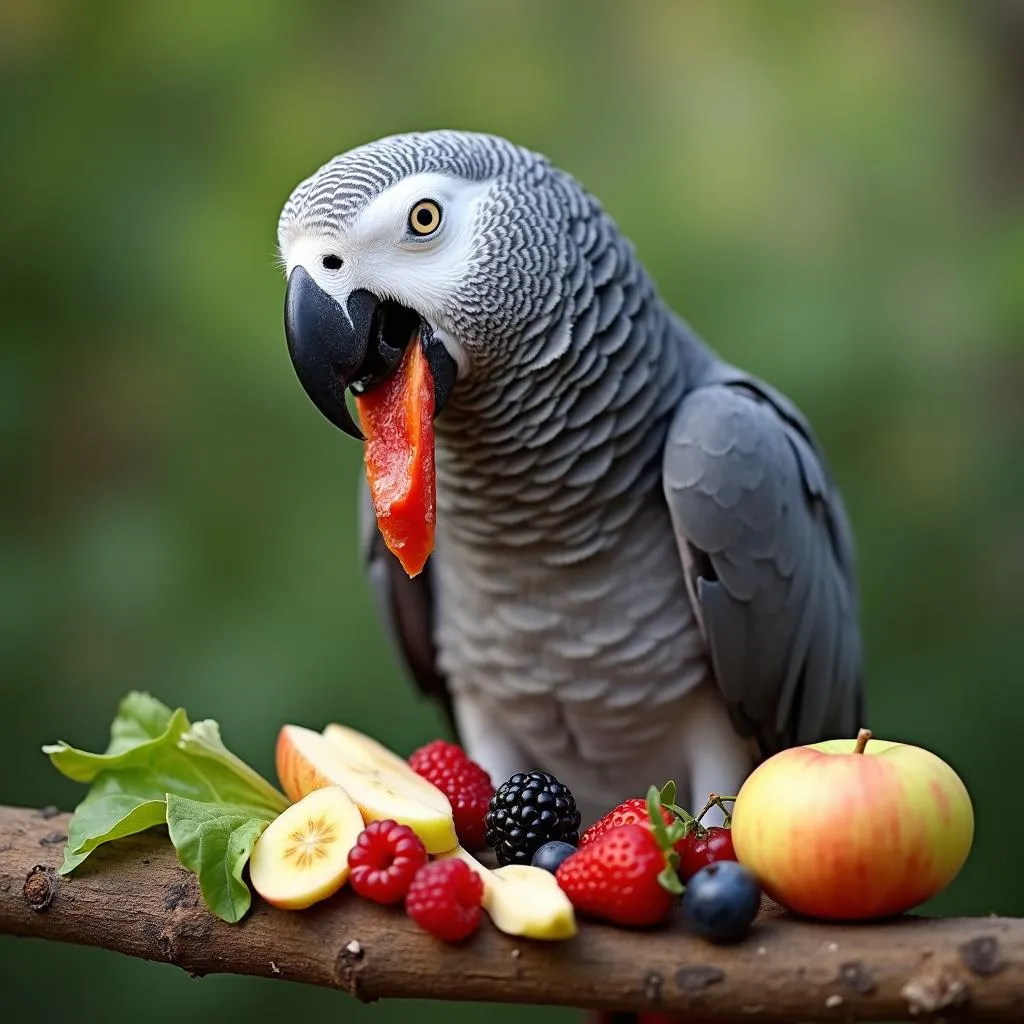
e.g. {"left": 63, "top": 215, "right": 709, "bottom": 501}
{"left": 431, "top": 497, "right": 716, "bottom": 806}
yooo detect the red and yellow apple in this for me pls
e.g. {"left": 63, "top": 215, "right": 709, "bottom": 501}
{"left": 730, "top": 729, "right": 974, "bottom": 920}
{"left": 275, "top": 723, "right": 458, "bottom": 853}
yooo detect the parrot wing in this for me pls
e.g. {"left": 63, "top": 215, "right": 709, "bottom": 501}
{"left": 358, "top": 476, "right": 456, "bottom": 733}
{"left": 661, "top": 363, "right": 865, "bottom": 756}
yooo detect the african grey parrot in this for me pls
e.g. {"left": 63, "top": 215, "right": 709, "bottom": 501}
{"left": 276, "top": 130, "right": 864, "bottom": 829}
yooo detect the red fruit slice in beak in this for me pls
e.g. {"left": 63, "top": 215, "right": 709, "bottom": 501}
{"left": 353, "top": 334, "right": 435, "bottom": 578}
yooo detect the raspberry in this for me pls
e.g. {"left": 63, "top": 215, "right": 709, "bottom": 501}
{"left": 405, "top": 858, "right": 484, "bottom": 943}
{"left": 346, "top": 820, "right": 428, "bottom": 905}
{"left": 408, "top": 739, "right": 495, "bottom": 851}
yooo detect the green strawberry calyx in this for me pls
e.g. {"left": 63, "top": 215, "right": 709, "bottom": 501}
{"left": 645, "top": 783, "right": 688, "bottom": 896}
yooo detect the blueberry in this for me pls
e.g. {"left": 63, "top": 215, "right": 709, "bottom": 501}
{"left": 682, "top": 860, "right": 761, "bottom": 944}
{"left": 530, "top": 840, "right": 578, "bottom": 874}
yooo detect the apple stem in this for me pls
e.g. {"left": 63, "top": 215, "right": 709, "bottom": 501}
{"left": 854, "top": 728, "right": 872, "bottom": 755}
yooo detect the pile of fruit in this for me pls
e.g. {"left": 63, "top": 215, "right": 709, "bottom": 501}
{"left": 263, "top": 725, "right": 764, "bottom": 944}
{"left": 45, "top": 693, "right": 976, "bottom": 945}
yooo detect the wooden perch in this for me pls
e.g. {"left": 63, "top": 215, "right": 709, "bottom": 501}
{"left": 1, "top": 804, "right": 1021, "bottom": 1023}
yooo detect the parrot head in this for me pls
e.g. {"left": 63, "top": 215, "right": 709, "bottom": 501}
{"left": 277, "top": 130, "right": 576, "bottom": 576}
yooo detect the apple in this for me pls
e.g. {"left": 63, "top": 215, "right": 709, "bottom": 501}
{"left": 321, "top": 721, "right": 448, "bottom": 803}
{"left": 249, "top": 786, "right": 364, "bottom": 910}
{"left": 730, "top": 728, "right": 974, "bottom": 920}
{"left": 275, "top": 724, "right": 457, "bottom": 854}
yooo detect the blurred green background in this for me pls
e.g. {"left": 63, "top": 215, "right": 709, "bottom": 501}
{"left": 2, "top": 0, "right": 1021, "bottom": 1018}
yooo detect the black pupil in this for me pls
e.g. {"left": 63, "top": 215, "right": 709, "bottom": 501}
{"left": 416, "top": 206, "right": 435, "bottom": 227}
{"left": 322, "top": 255, "right": 342, "bottom": 270}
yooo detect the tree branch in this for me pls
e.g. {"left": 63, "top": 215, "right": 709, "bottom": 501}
{"left": 1, "top": 804, "right": 1021, "bottom": 1022}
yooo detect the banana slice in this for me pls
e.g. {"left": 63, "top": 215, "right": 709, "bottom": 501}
{"left": 438, "top": 846, "right": 577, "bottom": 940}
{"left": 249, "top": 785, "right": 364, "bottom": 910}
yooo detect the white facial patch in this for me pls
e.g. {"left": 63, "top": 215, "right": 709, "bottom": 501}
{"left": 344, "top": 172, "right": 490, "bottom": 309}
{"left": 278, "top": 171, "right": 490, "bottom": 375}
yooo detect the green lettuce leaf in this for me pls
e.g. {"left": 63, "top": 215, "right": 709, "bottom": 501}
{"left": 61, "top": 771, "right": 168, "bottom": 872}
{"left": 106, "top": 691, "right": 176, "bottom": 754}
{"left": 43, "top": 696, "right": 188, "bottom": 784}
{"left": 45, "top": 692, "right": 286, "bottom": 815}
{"left": 165, "top": 794, "right": 272, "bottom": 923}
{"left": 43, "top": 690, "right": 292, "bottom": 923}
{"left": 178, "top": 719, "right": 288, "bottom": 814}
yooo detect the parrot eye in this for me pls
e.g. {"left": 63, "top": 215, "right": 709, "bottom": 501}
{"left": 409, "top": 200, "right": 442, "bottom": 236}
{"left": 322, "top": 254, "right": 343, "bottom": 270}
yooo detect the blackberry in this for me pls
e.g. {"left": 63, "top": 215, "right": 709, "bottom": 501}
{"left": 484, "top": 771, "right": 582, "bottom": 866}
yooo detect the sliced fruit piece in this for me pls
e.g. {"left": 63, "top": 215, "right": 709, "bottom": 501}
{"left": 437, "top": 846, "right": 577, "bottom": 940}
{"left": 354, "top": 338, "right": 436, "bottom": 578}
{"left": 249, "top": 785, "right": 364, "bottom": 910}
{"left": 321, "top": 722, "right": 451, "bottom": 812}
{"left": 276, "top": 724, "right": 457, "bottom": 854}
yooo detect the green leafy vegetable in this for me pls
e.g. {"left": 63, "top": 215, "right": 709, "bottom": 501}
{"left": 106, "top": 690, "right": 177, "bottom": 754}
{"left": 60, "top": 769, "right": 168, "bottom": 872}
{"left": 165, "top": 795, "right": 270, "bottom": 923}
{"left": 43, "top": 691, "right": 291, "bottom": 922}
{"left": 44, "top": 696, "right": 188, "bottom": 784}
{"left": 178, "top": 718, "right": 289, "bottom": 813}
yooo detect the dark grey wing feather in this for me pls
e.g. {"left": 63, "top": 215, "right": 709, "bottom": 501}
{"left": 358, "top": 478, "right": 457, "bottom": 735}
{"left": 662, "top": 366, "right": 865, "bottom": 756}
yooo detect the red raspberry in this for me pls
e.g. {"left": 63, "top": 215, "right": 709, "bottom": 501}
{"left": 405, "top": 858, "right": 484, "bottom": 943}
{"left": 580, "top": 796, "right": 676, "bottom": 846}
{"left": 347, "top": 820, "right": 428, "bottom": 905}
{"left": 408, "top": 740, "right": 494, "bottom": 851}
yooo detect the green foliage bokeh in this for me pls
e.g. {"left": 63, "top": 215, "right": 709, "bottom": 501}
{"left": 1, "top": 1, "right": 1021, "bottom": 1019}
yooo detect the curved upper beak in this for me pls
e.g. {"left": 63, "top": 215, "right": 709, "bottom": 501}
{"left": 284, "top": 266, "right": 376, "bottom": 440}
{"left": 283, "top": 266, "right": 457, "bottom": 442}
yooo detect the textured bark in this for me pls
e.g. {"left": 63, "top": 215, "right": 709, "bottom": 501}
{"left": 1, "top": 803, "right": 1022, "bottom": 1021}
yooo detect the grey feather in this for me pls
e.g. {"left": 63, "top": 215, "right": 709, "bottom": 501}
{"left": 662, "top": 365, "right": 864, "bottom": 755}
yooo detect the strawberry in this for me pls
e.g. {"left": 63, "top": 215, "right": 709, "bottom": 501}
{"left": 556, "top": 823, "right": 679, "bottom": 927}
{"left": 580, "top": 796, "right": 677, "bottom": 846}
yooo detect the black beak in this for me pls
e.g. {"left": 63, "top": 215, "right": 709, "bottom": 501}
{"left": 284, "top": 266, "right": 457, "bottom": 441}
{"left": 284, "top": 266, "right": 376, "bottom": 440}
